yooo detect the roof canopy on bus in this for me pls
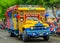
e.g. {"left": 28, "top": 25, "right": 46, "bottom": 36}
{"left": 18, "top": 5, "right": 45, "bottom": 11}
{"left": 18, "top": 7, "right": 45, "bottom": 10}
{"left": 5, "top": 5, "right": 46, "bottom": 17}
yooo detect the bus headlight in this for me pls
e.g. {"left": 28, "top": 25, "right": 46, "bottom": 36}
{"left": 45, "top": 27, "right": 47, "bottom": 29}
{"left": 20, "top": 18, "right": 23, "bottom": 21}
{"left": 30, "top": 26, "right": 34, "bottom": 30}
{"left": 20, "top": 17, "right": 24, "bottom": 22}
{"left": 46, "top": 33, "right": 48, "bottom": 34}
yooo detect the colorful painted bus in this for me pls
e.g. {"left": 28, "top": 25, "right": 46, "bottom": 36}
{"left": 5, "top": 5, "right": 50, "bottom": 42}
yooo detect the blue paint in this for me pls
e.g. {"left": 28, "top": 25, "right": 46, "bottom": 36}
{"left": 24, "top": 22, "right": 51, "bottom": 37}
{"left": 25, "top": 28, "right": 31, "bottom": 30}
{"left": 45, "top": 13, "right": 49, "bottom": 17}
{"left": 35, "top": 22, "right": 43, "bottom": 27}
{"left": 25, "top": 28, "right": 50, "bottom": 37}
{"left": 8, "top": 29, "right": 19, "bottom": 35}
{"left": 14, "top": 14, "right": 17, "bottom": 17}
{"left": 7, "top": 11, "right": 14, "bottom": 30}
{"left": 8, "top": 12, "right": 12, "bottom": 18}
{"left": 10, "top": 19, "right": 14, "bottom": 30}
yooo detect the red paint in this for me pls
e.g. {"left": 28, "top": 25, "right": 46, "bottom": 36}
{"left": 16, "top": 15, "right": 20, "bottom": 19}
{"left": 5, "top": 14, "right": 8, "bottom": 17}
{"left": 50, "top": 23, "right": 55, "bottom": 31}
{"left": 38, "top": 14, "right": 40, "bottom": 19}
{"left": 6, "top": 19, "right": 10, "bottom": 29}
{"left": 56, "top": 28, "right": 60, "bottom": 32}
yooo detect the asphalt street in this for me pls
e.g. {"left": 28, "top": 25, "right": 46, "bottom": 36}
{"left": 0, "top": 29, "right": 60, "bottom": 43}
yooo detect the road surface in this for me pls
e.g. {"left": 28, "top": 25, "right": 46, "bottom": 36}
{"left": 0, "top": 29, "right": 60, "bottom": 43}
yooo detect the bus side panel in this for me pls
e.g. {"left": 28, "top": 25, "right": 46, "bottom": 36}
{"left": 10, "top": 19, "right": 14, "bottom": 30}
{"left": 12, "top": 18, "right": 17, "bottom": 30}
{"left": 18, "top": 19, "right": 24, "bottom": 32}
{"left": 6, "top": 19, "right": 10, "bottom": 29}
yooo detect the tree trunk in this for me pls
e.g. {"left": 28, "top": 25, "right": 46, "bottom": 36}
{"left": 52, "top": 6, "right": 56, "bottom": 18}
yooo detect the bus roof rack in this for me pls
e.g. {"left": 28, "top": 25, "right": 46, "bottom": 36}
{"left": 19, "top": 5, "right": 40, "bottom": 7}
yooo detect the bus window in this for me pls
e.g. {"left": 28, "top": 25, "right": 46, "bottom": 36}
{"left": 20, "top": 11, "right": 24, "bottom": 16}
{"left": 40, "top": 13, "right": 43, "bottom": 16}
{"left": 26, "top": 17, "right": 38, "bottom": 21}
{"left": 13, "top": 11, "right": 18, "bottom": 18}
{"left": 13, "top": 13, "right": 17, "bottom": 18}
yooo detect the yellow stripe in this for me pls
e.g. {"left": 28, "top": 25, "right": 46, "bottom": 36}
{"left": 18, "top": 7, "right": 45, "bottom": 10}
{"left": 12, "top": 18, "right": 17, "bottom": 30}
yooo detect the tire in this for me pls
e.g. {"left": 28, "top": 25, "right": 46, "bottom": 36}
{"left": 22, "top": 31, "right": 29, "bottom": 42}
{"left": 17, "top": 34, "right": 22, "bottom": 40}
{"left": 10, "top": 32, "right": 15, "bottom": 37}
{"left": 43, "top": 36, "right": 49, "bottom": 41}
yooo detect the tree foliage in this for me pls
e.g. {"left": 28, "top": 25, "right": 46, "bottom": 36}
{"left": 0, "top": 0, "right": 60, "bottom": 18}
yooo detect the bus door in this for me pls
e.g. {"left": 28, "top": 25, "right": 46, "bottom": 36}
{"left": 12, "top": 12, "right": 18, "bottom": 30}
{"left": 18, "top": 11, "right": 24, "bottom": 32}
{"left": 7, "top": 11, "right": 14, "bottom": 30}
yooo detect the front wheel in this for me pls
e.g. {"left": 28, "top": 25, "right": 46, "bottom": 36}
{"left": 22, "top": 31, "right": 29, "bottom": 42}
{"left": 43, "top": 36, "right": 49, "bottom": 41}
{"left": 10, "top": 32, "right": 15, "bottom": 37}
{"left": 17, "top": 34, "right": 22, "bottom": 40}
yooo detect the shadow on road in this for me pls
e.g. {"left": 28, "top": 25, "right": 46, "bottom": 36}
{"left": 27, "top": 38, "right": 49, "bottom": 42}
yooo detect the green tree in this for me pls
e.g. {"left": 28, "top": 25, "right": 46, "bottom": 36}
{"left": 0, "top": 0, "right": 18, "bottom": 18}
{"left": 0, "top": 0, "right": 60, "bottom": 18}
{"left": 26, "top": 0, "right": 32, "bottom": 5}
{"left": 49, "top": 0, "right": 60, "bottom": 18}
{"left": 18, "top": 0, "right": 24, "bottom": 5}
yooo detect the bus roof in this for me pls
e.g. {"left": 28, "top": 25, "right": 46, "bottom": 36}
{"left": 18, "top": 7, "right": 45, "bottom": 11}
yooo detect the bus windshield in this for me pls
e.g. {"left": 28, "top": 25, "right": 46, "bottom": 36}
{"left": 26, "top": 17, "right": 38, "bottom": 21}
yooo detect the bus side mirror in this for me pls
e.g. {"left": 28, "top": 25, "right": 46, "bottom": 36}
{"left": 45, "top": 13, "right": 49, "bottom": 17}
{"left": 16, "top": 15, "right": 20, "bottom": 19}
{"left": 14, "top": 14, "right": 17, "bottom": 17}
